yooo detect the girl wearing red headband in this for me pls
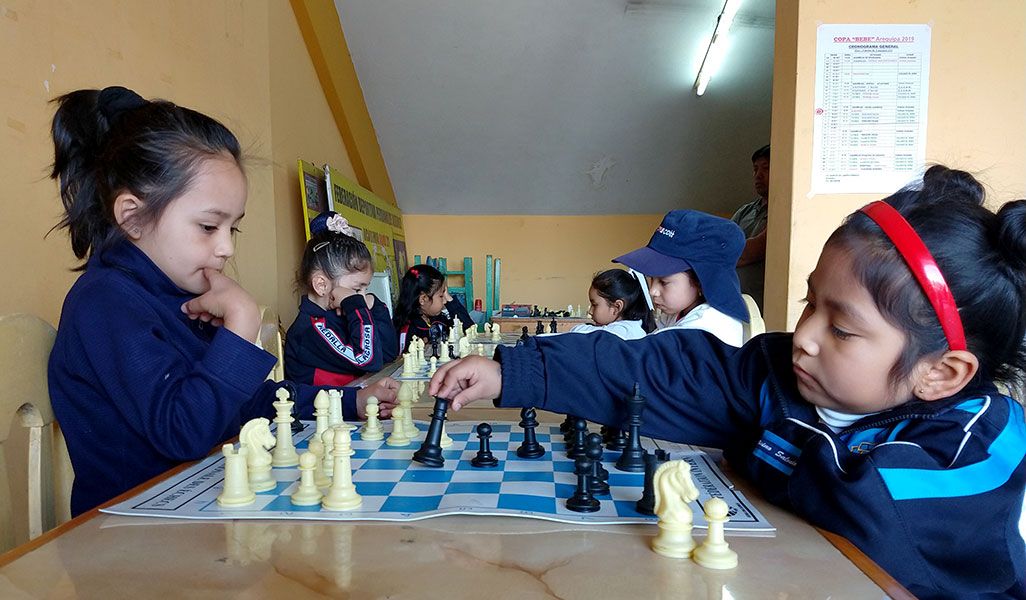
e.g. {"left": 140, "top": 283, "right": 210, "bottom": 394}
{"left": 432, "top": 166, "right": 1026, "bottom": 598}
{"left": 393, "top": 264, "right": 476, "bottom": 353}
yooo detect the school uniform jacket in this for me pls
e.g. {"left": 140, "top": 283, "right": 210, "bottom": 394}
{"left": 48, "top": 239, "right": 357, "bottom": 516}
{"left": 494, "top": 330, "right": 1026, "bottom": 599}
{"left": 284, "top": 295, "right": 397, "bottom": 386}
{"left": 398, "top": 298, "right": 475, "bottom": 353}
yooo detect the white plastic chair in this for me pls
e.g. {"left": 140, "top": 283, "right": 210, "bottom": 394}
{"left": 741, "top": 294, "right": 766, "bottom": 343}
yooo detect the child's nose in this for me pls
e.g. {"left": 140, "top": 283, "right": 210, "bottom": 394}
{"left": 214, "top": 232, "right": 235, "bottom": 259}
{"left": 792, "top": 317, "right": 820, "bottom": 357}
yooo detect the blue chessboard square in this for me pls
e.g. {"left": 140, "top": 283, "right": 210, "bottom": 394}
{"left": 380, "top": 495, "right": 443, "bottom": 513}
{"left": 262, "top": 479, "right": 294, "bottom": 494}
{"left": 613, "top": 500, "right": 650, "bottom": 519}
{"left": 608, "top": 473, "right": 644, "bottom": 487}
{"left": 488, "top": 424, "right": 512, "bottom": 433}
{"left": 353, "top": 481, "right": 397, "bottom": 496}
{"left": 441, "top": 450, "right": 463, "bottom": 460}
{"left": 554, "top": 483, "right": 576, "bottom": 498}
{"left": 361, "top": 458, "right": 414, "bottom": 470}
{"left": 400, "top": 469, "right": 455, "bottom": 483}
{"left": 449, "top": 433, "right": 471, "bottom": 441}
{"left": 486, "top": 442, "right": 510, "bottom": 451}
{"left": 351, "top": 449, "right": 375, "bottom": 459}
{"left": 498, "top": 493, "right": 556, "bottom": 513}
{"left": 264, "top": 495, "right": 323, "bottom": 512}
{"left": 552, "top": 461, "right": 577, "bottom": 473}
{"left": 502, "top": 470, "right": 554, "bottom": 483}
{"left": 446, "top": 481, "right": 502, "bottom": 495}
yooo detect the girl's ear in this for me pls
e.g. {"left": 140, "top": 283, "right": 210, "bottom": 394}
{"left": 611, "top": 299, "right": 625, "bottom": 316}
{"left": 113, "top": 192, "right": 144, "bottom": 239}
{"left": 311, "top": 271, "right": 331, "bottom": 297}
{"left": 913, "top": 350, "right": 980, "bottom": 402}
{"left": 418, "top": 292, "right": 429, "bottom": 308}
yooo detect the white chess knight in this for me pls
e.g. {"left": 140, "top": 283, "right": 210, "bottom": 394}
{"left": 217, "top": 444, "right": 256, "bottom": 507}
{"left": 693, "top": 498, "right": 738, "bottom": 569}
{"left": 651, "top": 460, "right": 701, "bottom": 559}
{"left": 239, "top": 418, "right": 277, "bottom": 492}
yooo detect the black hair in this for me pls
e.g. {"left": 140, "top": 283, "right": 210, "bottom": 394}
{"left": 50, "top": 86, "right": 243, "bottom": 262}
{"left": 591, "top": 269, "right": 656, "bottom": 333}
{"left": 392, "top": 264, "right": 446, "bottom": 331}
{"left": 751, "top": 144, "right": 770, "bottom": 163}
{"left": 827, "top": 165, "right": 1026, "bottom": 390}
{"left": 294, "top": 230, "right": 372, "bottom": 294}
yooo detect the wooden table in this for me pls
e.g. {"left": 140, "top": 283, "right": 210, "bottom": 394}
{"left": 0, "top": 372, "right": 913, "bottom": 598}
{"left": 492, "top": 316, "right": 590, "bottom": 334}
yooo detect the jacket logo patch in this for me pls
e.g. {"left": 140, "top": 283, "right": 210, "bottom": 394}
{"left": 753, "top": 431, "right": 801, "bottom": 476}
{"left": 313, "top": 318, "right": 374, "bottom": 365}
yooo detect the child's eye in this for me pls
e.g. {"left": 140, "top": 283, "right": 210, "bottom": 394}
{"left": 830, "top": 325, "right": 853, "bottom": 340}
{"left": 231, "top": 227, "right": 242, "bottom": 235}
{"left": 200, "top": 224, "right": 218, "bottom": 233}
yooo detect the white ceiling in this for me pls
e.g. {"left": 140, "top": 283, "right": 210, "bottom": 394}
{"left": 334, "top": 0, "right": 774, "bottom": 216}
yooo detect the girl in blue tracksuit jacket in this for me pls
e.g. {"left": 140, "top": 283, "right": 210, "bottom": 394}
{"left": 284, "top": 211, "right": 398, "bottom": 387}
{"left": 431, "top": 166, "right": 1026, "bottom": 599}
{"left": 46, "top": 87, "right": 397, "bottom": 516}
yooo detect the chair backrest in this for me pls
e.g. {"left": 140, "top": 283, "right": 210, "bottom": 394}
{"left": 741, "top": 294, "right": 766, "bottom": 343}
{"left": 257, "top": 306, "right": 285, "bottom": 382}
{"left": 0, "top": 313, "right": 74, "bottom": 551}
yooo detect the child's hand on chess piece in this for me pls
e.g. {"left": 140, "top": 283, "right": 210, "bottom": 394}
{"left": 181, "top": 268, "right": 261, "bottom": 342}
{"left": 429, "top": 356, "right": 502, "bottom": 411}
{"left": 357, "top": 376, "right": 399, "bottom": 419}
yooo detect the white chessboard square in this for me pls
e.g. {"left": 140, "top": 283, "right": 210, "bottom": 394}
{"left": 437, "top": 494, "right": 500, "bottom": 510}
{"left": 505, "top": 460, "right": 559, "bottom": 472}
{"left": 352, "top": 469, "right": 406, "bottom": 483}
{"left": 500, "top": 481, "right": 556, "bottom": 497}
{"left": 553, "top": 471, "right": 577, "bottom": 485}
{"left": 355, "top": 496, "right": 388, "bottom": 513}
{"left": 390, "top": 482, "right": 450, "bottom": 496}
{"left": 449, "top": 469, "right": 504, "bottom": 483}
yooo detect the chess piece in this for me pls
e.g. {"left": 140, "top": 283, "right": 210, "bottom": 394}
{"left": 240, "top": 418, "right": 276, "bottom": 492}
{"left": 328, "top": 388, "right": 344, "bottom": 428}
{"left": 650, "top": 460, "right": 701, "bottom": 558}
{"left": 402, "top": 352, "right": 415, "bottom": 376}
{"left": 536, "top": 320, "right": 545, "bottom": 335}
{"left": 476, "top": 343, "right": 487, "bottom": 357}
{"left": 217, "top": 444, "right": 256, "bottom": 506}
{"left": 516, "top": 407, "right": 545, "bottom": 459}
{"left": 520, "top": 326, "right": 530, "bottom": 342}
{"left": 458, "top": 336, "right": 470, "bottom": 358}
{"left": 322, "top": 426, "right": 362, "bottom": 510}
{"left": 566, "top": 453, "right": 600, "bottom": 512}
{"left": 412, "top": 396, "right": 450, "bottom": 467}
{"left": 428, "top": 356, "right": 438, "bottom": 376}
{"left": 290, "top": 451, "right": 324, "bottom": 506}
{"left": 585, "top": 433, "right": 610, "bottom": 495}
{"left": 313, "top": 390, "right": 330, "bottom": 441}
{"left": 307, "top": 435, "right": 331, "bottom": 488}
{"left": 440, "top": 421, "right": 453, "bottom": 449}
{"left": 470, "top": 423, "right": 499, "bottom": 467}
{"left": 321, "top": 427, "right": 336, "bottom": 478}
{"left": 271, "top": 390, "right": 300, "bottom": 467}
{"left": 615, "top": 384, "right": 647, "bottom": 472}
{"left": 605, "top": 427, "right": 628, "bottom": 451}
{"left": 560, "top": 414, "right": 576, "bottom": 436}
{"left": 360, "top": 401, "right": 384, "bottom": 441}
{"left": 567, "top": 418, "right": 588, "bottom": 459}
{"left": 491, "top": 324, "right": 501, "bottom": 340}
{"left": 386, "top": 406, "right": 412, "bottom": 446}
{"left": 549, "top": 317, "right": 558, "bottom": 333}
{"left": 636, "top": 449, "right": 669, "bottom": 515}
{"left": 693, "top": 498, "right": 738, "bottom": 569}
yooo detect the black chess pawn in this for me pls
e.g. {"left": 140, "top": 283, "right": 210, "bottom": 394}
{"left": 470, "top": 423, "right": 499, "bottom": 468}
{"left": 549, "top": 317, "right": 558, "bottom": 333}
{"left": 615, "top": 383, "right": 647, "bottom": 472}
{"left": 565, "top": 454, "right": 600, "bottom": 513}
{"left": 520, "top": 326, "right": 530, "bottom": 342}
{"left": 560, "top": 414, "right": 576, "bottom": 436}
{"left": 606, "top": 428, "right": 628, "bottom": 451}
{"left": 567, "top": 418, "right": 588, "bottom": 459}
{"left": 448, "top": 342, "right": 457, "bottom": 360}
{"left": 412, "top": 396, "right": 449, "bottom": 468}
{"left": 585, "top": 433, "right": 609, "bottom": 496}
{"left": 516, "top": 407, "right": 545, "bottom": 459}
{"left": 536, "top": 320, "right": 545, "bottom": 335}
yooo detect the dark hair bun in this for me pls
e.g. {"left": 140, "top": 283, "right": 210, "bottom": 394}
{"left": 995, "top": 199, "right": 1026, "bottom": 273}
{"left": 920, "top": 165, "right": 985, "bottom": 205}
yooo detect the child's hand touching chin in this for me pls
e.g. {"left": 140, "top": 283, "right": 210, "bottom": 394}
{"left": 181, "top": 268, "right": 260, "bottom": 342}
{"left": 329, "top": 286, "right": 375, "bottom": 314}
{"left": 429, "top": 356, "right": 502, "bottom": 411}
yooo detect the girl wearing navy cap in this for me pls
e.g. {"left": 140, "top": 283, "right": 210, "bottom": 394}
{"left": 612, "top": 210, "right": 748, "bottom": 347}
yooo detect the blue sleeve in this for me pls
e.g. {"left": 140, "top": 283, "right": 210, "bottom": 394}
{"left": 369, "top": 295, "right": 399, "bottom": 363}
{"left": 494, "top": 328, "right": 766, "bottom": 448}
{"left": 444, "top": 298, "right": 476, "bottom": 330}
{"left": 305, "top": 295, "right": 383, "bottom": 372}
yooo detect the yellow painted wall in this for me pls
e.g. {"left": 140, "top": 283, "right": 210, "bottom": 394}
{"left": 765, "top": 0, "right": 1026, "bottom": 330}
{"left": 0, "top": 0, "right": 353, "bottom": 329}
{"left": 403, "top": 214, "right": 663, "bottom": 310}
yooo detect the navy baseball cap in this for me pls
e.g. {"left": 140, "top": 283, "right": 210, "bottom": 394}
{"left": 612, "top": 210, "right": 748, "bottom": 322}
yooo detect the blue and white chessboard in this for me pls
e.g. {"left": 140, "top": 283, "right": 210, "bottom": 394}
{"left": 102, "top": 421, "right": 774, "bottom": 532}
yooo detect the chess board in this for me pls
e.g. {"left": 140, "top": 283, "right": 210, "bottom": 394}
{"left": 102, "top": 421, "right": 774, "bottom": 533}
{"left": 391, "top": 361, "right": 449, "bottom": 381}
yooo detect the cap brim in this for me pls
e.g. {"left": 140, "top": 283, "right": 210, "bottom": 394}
{"left": 690, "top": 261, "right": 749, "bottom": 323}
{"left": 612, "top": 247, "right": 692, "bottom": 277}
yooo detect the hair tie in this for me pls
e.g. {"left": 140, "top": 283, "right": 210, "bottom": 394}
{"left": 410, "top": 267, "right": 420, "bottom": 277}
{"left": 325, "top": 214, "right": 353, "bottom": 236}
{"left": 97, "top": 86, "right": 147, "bottom": 123}
{"left": 860, "top": 201, "right": 966, "bottom": 351}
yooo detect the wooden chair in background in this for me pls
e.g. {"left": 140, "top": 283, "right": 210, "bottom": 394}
{"left": 257, "top": 306, "right": 285, "bottom": 382}
{"left": 741, "top": 294, "right": 766, "bottom": 344}
{"left": 0, "top": 313, "right": 74, "bottom": 552}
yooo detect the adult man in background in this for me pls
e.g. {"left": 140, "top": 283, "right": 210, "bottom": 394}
{"left": 730, "top": 144, "right": 770, "bottom": 311}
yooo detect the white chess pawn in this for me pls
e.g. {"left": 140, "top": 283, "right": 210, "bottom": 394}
{"left": 307, "top": 436, "right": 331, "bottom": 488}
{"left": 322, "top": 426, "right": 362, "bottom": 511}
{"left": 386, "top": 406, "right": 411, "bottom": 446}
{"left": 240, "top": 418, "right": 276, "bottom": 492}
{"left": 360, "top": 401, "right": 384, "bottom": 441}
{"left": 402, "top": 352, "right": 415, "bottom": 376}
{"left": 491, "top": 324, "right": 501, "bottom": 340}
{"left": 218, "top": 444, "right": 256, "bottom": 506}
{"left": 290, "top": 452, "right": 324, "bottom": 506}
{"left": 440, "top": 421, "right": 453, "bottom": 449}
{"left": 476, "top": 343, "right": 487, "bottom": 357}
{"left": 271, "top": 390, "right": 299, "bottom": 467}
{"left": 650, "top": 460, "right": 701, "bottom": 559}
{"left": 428, "top": 356, "right": 438, "bottom": 376}
{"left": 693, "top": 498, "right": 738, "bottom": 569}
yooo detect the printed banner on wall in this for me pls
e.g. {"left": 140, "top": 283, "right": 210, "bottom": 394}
{"left": 298, "top": 160, "right": 329, "bottom": 241}
{"left": 322, "top": 163, "right": 408, "bottom": 303}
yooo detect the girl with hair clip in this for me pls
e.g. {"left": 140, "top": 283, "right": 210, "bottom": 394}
{"left": 561, "top": 269, "right": 654, "bottom": 340}
{"left": 284, "top": 211, "right": 398, "bottom": 387}
{"left": 46, "top": 86, "right": 398, "bottom": 516}
{"left": 392, "top": 264, "right": 475, "bottom": 353}
{"left": 433, "top": 166, "right": 1026, "bottom": 598}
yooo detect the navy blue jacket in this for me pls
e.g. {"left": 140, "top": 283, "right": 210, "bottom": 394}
{"left": 284, "top": 295, "right": 396, "bottom": 386}
{"left": 48, "top": 240, "right": 357, "bottom": 516}
{"left": 495, "top": 330, "right": 1026, "bottom": 599}
{"left": 399, "top": 298, "right": 475, "bottom": 353}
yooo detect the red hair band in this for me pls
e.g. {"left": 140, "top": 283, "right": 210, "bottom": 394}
{"left": 410, "top": 267, "right": 420, "bottom": 277}
{"left": 859, "top": 201, "right": 967, "bottom": 351}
